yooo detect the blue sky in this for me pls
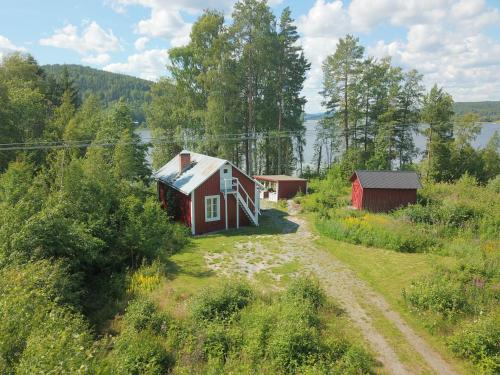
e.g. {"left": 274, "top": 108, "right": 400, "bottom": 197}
{"left": 1, "top": 0, "right": 499, "bottom": 112}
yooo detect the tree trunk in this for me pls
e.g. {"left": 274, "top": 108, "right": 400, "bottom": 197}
{"left": 246, "top": 79, "right": 253, "bottom": 175}
{"left": 344, "top": 70, "right": 349, "bottom": 150}
{"left": 364, "top": 96, "right": 369, "bottom": 152}
{"left": 278, "top": 95, "right": 283, "bottom": 175}
{"left": 316, "top": 144, "right": 322, "bottom": 175}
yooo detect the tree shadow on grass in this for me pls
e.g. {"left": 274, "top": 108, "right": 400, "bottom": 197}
{"left": 163, "top": 242, "right": 215, "bottom": 280}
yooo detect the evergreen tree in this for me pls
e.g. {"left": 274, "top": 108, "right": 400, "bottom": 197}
{"left": 59, "top": 66, "right": 80, "bottom": 108}
{"left": 421, "top": 85, "right": 454, "bottom": 182}
{"left": 274, "top": 7, "right": 310, "bottom": 174}
{"left": 394, "top": 69, "right": 424, "bottom": 168}
{"left": 230, "top": 0, "right": 277, "bottom": 174}
{"left": 322, "top": 35, "right": 364, "bottom": 151}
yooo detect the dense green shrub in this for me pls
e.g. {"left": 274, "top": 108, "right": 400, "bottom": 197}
{"left": 403, "top": 255, "right": 499, "bottom": 321}
{"left": 109, "top": 331, "right": 173, "bottom": 375}
{"left": 403, "top": 202, "right": 480, "bottom": 229}
{"left": 298, "top": 166, "right": 351, "bottom": 217}
{"left": 268, "top": 322, "right": 321, "bottom": 371}
{"left": 403, "top": 271, "right": 471, "bottom": 318}
{"left": 163, "top": 279, "right": 375, "bottom": 374}
{"left": 15, "top": 308, "right": 96, "bottom": 375}
{"left": 333, "top": 345, "right": 376, "bottom": 375}
{"left": 448, "top": 315, "right": 500, "bottom": 374}
{"left": 285, "top": 277, "right": 326, "bottom": 310}
{"left": 202, "top": 323, "right": 232, "bottom": 362}
{"left": 123, "top": 298, "right": 171, "bottom": 336}
{"left": 191, "top": 282, "right": 253, "bottom": 322}
{"left": 0, "top": 261, "right": 81, "bottom": 372}
{"left": 487, "top": 175, "right": 500, "bottom": 193}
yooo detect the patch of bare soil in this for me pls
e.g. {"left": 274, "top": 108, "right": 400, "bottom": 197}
{"left": 204, "top": 202, "right": 458, "bottom": 375}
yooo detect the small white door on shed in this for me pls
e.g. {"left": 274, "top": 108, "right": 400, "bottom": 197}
{"left": 220, "top": 164, "right": 233, "bottom": 191}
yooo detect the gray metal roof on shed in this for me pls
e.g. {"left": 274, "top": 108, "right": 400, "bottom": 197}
{"left": 351, "top": 170, "right": 422, "bottom": 189}
{"left": 254, "top": 175, "right": 307, "bottom": 182}
{"left": 154, "top": 150, "right": 227, "bottom": 195}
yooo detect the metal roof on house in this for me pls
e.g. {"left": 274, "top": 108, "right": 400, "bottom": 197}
{"left": 254, "top": 175, "right": 307, "bottom": 182}
{"left": 154, "top": 151, "right": 227, "bottom": 195}
{"left": 350, "top": 170, "right": 422, "bottom": 189}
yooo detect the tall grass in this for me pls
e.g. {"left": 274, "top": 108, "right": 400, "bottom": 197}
{"left": 106, "top": 278, "right": 376, "bottom": 374}
{"left": 300, "top": 169, "right": 500, "bottom": 373}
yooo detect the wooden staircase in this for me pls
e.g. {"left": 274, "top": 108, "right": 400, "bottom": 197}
{"left": 223, "top": 178, "right": 259, "bottom": 227}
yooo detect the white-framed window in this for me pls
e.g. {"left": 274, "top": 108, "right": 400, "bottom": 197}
{"left": 205, "top": 195, "right": 220, "bottom": 222}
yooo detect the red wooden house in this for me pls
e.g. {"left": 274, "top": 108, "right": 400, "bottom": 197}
{"left": 254, "top": 175, "right": 308, "bottom": 201}
{"left": 350, "top": 170, "right": 421, "bottom": 212}
{"left": 154, "top": 151, "right": 261, "bottom": 235}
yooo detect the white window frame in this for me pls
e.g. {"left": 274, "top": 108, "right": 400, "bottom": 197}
{"left": 205, "top": 195, "right": 220, "bottom": 222}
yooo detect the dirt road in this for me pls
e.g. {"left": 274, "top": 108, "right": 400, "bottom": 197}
{"left": 204, "top": 203, "right": 458, "bottom": 375}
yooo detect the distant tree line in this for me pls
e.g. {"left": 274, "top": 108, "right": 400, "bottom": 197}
{"left": 453, "top": 101, "right": 500, "bottom": 122}
{"left": 314, "top": 35, "right": 499, "bottom": 184}
{"left": 43, "top": 64, "right": 152, "bottom": 123}
{"left": 147, "top": 0, "right": 310, "bottom": 176}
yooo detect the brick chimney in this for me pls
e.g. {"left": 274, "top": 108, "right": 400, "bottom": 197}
{"left": 179, "top": 152, "right": 190, "bottom": 172}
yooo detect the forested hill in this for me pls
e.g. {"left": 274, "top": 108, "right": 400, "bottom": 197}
{"left": 42, "top": 64, "right": 153, "bottom": 123}
{"left": 453, "top": 101, "right": 500, "bottom": 122}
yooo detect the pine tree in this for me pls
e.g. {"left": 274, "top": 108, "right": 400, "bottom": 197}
{"left": 322, "top": 35, "right": 364, "bottom": 152}
{"left": 275, "top": 7, "right": 310, "bottom": 174}
{"left": 230, "top": 0, "right": 276, "bottom": 174}
{"left": 59, "top": 66, "right": 79, "bottom": 108}
{"left": 421, "top": 85, "right": 454, "bottom": 181}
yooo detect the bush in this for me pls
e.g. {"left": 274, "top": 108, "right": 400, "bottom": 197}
{"left": 285, "top": 277, "right": 326, "bottom": 310}
{"left": 15, "top": 308, "right": 96, "bottom": 375}
{"left": 191, "top": 282, "right": 253, "bottom": 323}
{"left": 268, "top": 322, "right": 321, "bottom": 371}
{"left": 110, "top": 331, "right": 173, "bottom": 375}
{"left": 202, "top": 323, "right": 232, "bottom": 362}
{"left": 0, "top": 261, "right": 81, "bottom": 372}
{"left": 448, "top": 315, "right": 500, "bottom": 374}
{"left": 403, "top": 272, "right": 470, "bottom": 318}
{"left": 403, "top": 255, "right": 499, "bottom": 320}
{"left": 333, "top": 345, "right": 376, "bottom": 374}
{"left": 123, "top": 298, "right": 170, "bottom": 336}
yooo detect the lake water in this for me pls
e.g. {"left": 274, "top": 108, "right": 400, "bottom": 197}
{"left": 137, "top": 122, "right": 500, "bottom": 168}
{"left": 302, "top": 120, "right": 500, "bottom": 166}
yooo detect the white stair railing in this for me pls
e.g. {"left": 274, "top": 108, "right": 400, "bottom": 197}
{"left": 223, "top": 177, "right": 258, "bottom": 226}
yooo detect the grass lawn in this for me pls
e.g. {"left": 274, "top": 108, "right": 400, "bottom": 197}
{"left": 151, "top": 207, "right": 294, "bottom": 309}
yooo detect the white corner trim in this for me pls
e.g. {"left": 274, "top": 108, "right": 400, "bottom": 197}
{"left": 204, "top": 195, "right": 221, "bottom": 222}
{"left": 190, "top": 191, "right": 196, "bottom": 235}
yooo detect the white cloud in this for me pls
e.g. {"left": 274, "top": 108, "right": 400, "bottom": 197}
{"left": 297, "top": 1, "right": 357, "bottom": 112}
{"left": 40, "top": 21, "right": 121, "bottom": 55}
{"left": 348, "top": 0, "right": 452, "bottom": 31}
{"left": 298, "top": 0, "right": 500, "bottom": 112}
{"left": 82, "top": 53, "right": 111, "bottom": 65}
{"left": 134, "top": 36, "right": 149, "bottom": 51}
{"left": 103, "top": 49, "right": 169, "bottom": 80}
{"left": 297, "top": 0, "right": 351, "bottom": 38}
{"left": 0, "top": 35, "right": 26, "bottom": 60}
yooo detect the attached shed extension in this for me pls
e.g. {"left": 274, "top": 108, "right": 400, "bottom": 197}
{"left": 350, "top": 170, "right": 422, "bottom": 212}
{"left": 254, "top": 175, "right": 308, "bottom": 201}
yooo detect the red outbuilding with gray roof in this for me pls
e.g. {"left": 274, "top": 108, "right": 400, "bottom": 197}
{"left": 350, "top": 170, "right": 422, "bottom": 212}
